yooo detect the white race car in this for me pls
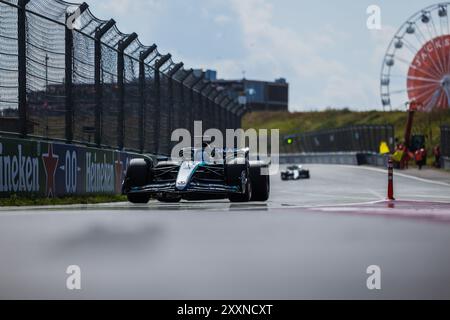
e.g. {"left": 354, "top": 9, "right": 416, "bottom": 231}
{"left": 280, "top": 165, "right": 310, "bottom": 180}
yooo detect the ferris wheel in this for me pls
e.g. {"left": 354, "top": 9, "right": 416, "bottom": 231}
{"left": 381, "top": 2, "right": 450, "bottom": 111}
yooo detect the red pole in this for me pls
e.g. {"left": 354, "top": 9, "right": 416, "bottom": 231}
{"left": 387, "top": 158, "right": 395, "bottom": 201}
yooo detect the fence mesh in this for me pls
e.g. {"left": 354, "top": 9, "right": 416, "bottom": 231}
{"left": 0, "top": 1, "right": 18, "bottom": 114}
{"left": 0, "top": 0, "right": 243, "bottom": 155}
{"left": 101, "top": 43, "right": 119, "bottom": 148}
{"left": 26, "top": 1, "right": 67, "bottom": 140}
{"left": 159, "top": 72, "right": 170, "bottom": 155}
{"left": 285, "top": 125, "right": 395, "bottom": 154}
{"left": 173, "top": 78, "right": 184, "bottom": 133}
{"left": 72, "top": 30, "right": 95, "bottom": 143}
{"left": 143, "top": 62, "right": 157, "bottom": 153}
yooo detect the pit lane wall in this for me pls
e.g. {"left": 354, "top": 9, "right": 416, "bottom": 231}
{"left": 279, "top": 153, "right": 389, "bottom": 167}
{"left": 0, "top": 135, "right": 144, "bottom": 198}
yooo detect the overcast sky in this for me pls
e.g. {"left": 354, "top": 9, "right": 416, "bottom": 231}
{"left": 87, "top": 0, "right": 440, "bottom": 111}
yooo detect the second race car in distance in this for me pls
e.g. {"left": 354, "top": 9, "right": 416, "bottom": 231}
{"left": 280, "top": 165, "right": 310, "bottom": 180}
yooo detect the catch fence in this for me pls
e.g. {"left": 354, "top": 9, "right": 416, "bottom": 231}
{"left": 0, "top": 0, "right": 246, "bottom": 155}
{"left": 284, "top": 125, "right": 395, "bottom": 153}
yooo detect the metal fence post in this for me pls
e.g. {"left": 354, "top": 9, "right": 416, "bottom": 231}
{"left": 17, "top": 0, "right": 30, "bottom": 137}
{"left": 165, "top": 62, "right": 183, "bottom": 147}
{"left": 65, "top": 3, "right": 88, "bottom": 143}
{"left": 117, "top": 33, "right": 137, "bottom": 150}
{"left": 94, "top": 19, "right": 115, "bottom": 146}
{"left": 189, "top": 74, "right": 204, "bottom": 135}
{"left": 154, "top": 54, "right": 171, "bottom": 154}
{"left": 138, "top": 44, "right": 157, "bottom": 153}
{"left": 197, "top": 81, "right": 209, "bottom": 124}
{"left": 180, "top": 69, "right": 194, "bottom": 130}
{"left": 201, "top": 84, "right": 213, "bottom": 129}
{"left": 217, "top": 93, "right": 227, "bottom": 129}
{"left": 221, "top": 98, "right": 230, "bottom": 134}
{"left": 216, "top": 94, "right": 227, "bottom": 134}
{"left": 235, "top": 105, "right": 240, "bottom": 129}
{"left": 176, "top": 72, "right": 190, "bottom": 131}
{"left": 223, "top": 100, "right": 230, "bottom": 131}
{"left": 207, "top": 87, "right": 219, "bottom": 129}
{"left": 229, "top": 103, "right": 240, "bottom": 130}
{"left": 225, "top": 100, "right": 234, "bottom": 130}
{"left": 65, "top": 12, "right": 73, "bottom": 143}
{"left": 208, "top": 89, "right": 221, "bottom": 130}
{"left": 236, "top": 106, "right": 247, "bottom": 129}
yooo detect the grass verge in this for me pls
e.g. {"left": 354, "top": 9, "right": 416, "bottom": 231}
{"left": 0, "top": 194, "right": 127, "bottom": 207}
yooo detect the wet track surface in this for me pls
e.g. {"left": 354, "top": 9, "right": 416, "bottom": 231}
{"left": 1, "top": 165, "right": 450, "bottom": 299}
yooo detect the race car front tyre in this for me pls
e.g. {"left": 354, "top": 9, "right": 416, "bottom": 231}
{"left": 124, "top": 159, "right": 152, "bottom": 204}
{"left": 301, "top": 171, "right": 310, "bottom": 179}
{"left": 251, "top": 167, "right": 270, "bottom": 201}
{"left": 127, "top": 193, "right": 151, "bottom": 204}
{"left": 124, "top": 158, "right": 151, "bottom": 189}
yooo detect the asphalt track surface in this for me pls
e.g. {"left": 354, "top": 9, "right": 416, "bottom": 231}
{"left": 1, "top": 164, "right": 450, "bottom": 299}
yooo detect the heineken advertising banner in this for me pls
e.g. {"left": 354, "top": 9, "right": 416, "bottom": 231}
{"left": 0, "top": 136, "right": 143, "bottom": 198}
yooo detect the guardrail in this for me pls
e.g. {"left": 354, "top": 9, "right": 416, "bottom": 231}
{"left": 279, "top": 152, "right": 389, "bottom": 167}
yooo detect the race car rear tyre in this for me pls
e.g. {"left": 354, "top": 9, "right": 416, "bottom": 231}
{"left": 124, "top": 159, "right": 152, "bottom": 204}
{"left": 250, "top": 167, "right": 270, "bottom": 201}
{"left": 127, "top": 193, "right": 151, "bottom": 204}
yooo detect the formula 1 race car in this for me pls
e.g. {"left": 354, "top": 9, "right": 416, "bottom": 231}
{"left": 280, "top": 165, "right": 310, "bottom": 180}
{"left": 122, "top": 144, "right": 270, "bottom": 203}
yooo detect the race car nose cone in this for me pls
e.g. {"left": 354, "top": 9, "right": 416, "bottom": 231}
{"left": 176, "top": 161, "right": 198, "bottom": 190}
{"left": 176, "top": 179, "right": 188, "bottom": 190}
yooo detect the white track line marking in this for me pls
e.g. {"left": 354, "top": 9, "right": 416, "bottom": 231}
{"left": 342, "top": 165, "right": 450, "bottom": 187}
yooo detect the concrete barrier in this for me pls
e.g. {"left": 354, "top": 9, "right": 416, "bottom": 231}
{"left": 279, "top": 152, "right": 389, "bottom": 167}
{"left": 0, "top": 135, "right": 146, "bottom": 198}
{"left": 443, "top": 157, "right": 450, "bottom": 170}
{"left": 358, "top": 153, "right": 390, "bottom": 167}
{"left": 279, "top": 153, "right": 359, "bottom": 166}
